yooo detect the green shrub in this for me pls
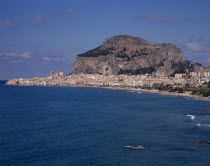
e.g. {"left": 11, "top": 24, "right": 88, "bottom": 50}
{"left": 117, "top": 67, "right": 155, "bottom": 75}
{"left": 78, "top": 46, "right": 112, "bottom": 57}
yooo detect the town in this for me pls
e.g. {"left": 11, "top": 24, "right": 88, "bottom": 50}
{"left": 6, "top": 70, "right": 210, "bottom": 98}
{"left": 6, "top": 70, "right": 210, "bottom": 87}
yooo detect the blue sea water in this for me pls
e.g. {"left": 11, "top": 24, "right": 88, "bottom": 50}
{"left": 1, "top": 81, "right": 210, "bottom": 166}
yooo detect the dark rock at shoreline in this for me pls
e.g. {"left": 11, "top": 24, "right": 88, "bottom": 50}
{"left": 198, "top": 141, "right": 210, "bottom": 144}
{"left": 203, "top": 147, "right": 210, "bottom": 151}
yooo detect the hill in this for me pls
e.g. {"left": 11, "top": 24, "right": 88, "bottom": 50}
{"left": 73, "top": 35, "right": 204, "bottom": 76}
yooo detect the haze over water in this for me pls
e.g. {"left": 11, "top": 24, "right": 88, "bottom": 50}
{"left": 1, "top": 81, "right": 210, "bottom": 166}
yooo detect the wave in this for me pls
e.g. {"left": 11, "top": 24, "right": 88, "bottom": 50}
{"left": 127, "top": 91, "right": 136, "bottom": 93}
{"left": 123, "top": 145, "right": 145, "bottom": 149}
{"left": 187, "top": 114, "right": 196, "bottom": 120}
{"left": 195, "top": 123, "right": 210, "bottom": 127}
{"left": 195, "top": 123, "right": 201, "bottom": 127}
{"left": 203, "top": 124, "right": 210, "bottom": 127}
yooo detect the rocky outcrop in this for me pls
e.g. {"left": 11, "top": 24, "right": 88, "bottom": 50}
{"left": 73, "top": 35, "right": 204, "bottom": 76}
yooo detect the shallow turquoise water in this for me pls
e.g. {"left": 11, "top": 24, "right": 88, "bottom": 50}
{"left": 1, "top": 81, "right": 210, "bottom": 166}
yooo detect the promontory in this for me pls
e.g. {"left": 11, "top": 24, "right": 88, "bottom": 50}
{"left": 73, "top": 35, "right": 204, "bottom": 76}
{"left": 6, "top": 35, "right": 210, "bottom": 99}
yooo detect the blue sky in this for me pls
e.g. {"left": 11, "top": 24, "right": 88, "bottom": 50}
{"left": 0, "top": 0, "right": 210, "bottom": 79}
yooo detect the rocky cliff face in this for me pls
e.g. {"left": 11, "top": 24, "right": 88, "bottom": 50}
{"left": 73, "top": 35, "right": 203, "bottom": 76}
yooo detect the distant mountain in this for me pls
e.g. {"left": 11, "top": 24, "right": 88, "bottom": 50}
{"left": 73, "top": 35, "right": 205, "bottom": 76}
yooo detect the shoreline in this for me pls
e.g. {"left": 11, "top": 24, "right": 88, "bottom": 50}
{"left": 45, "top": 84, "right": 210, "bottom": 101}
{"left": 96, "top": 86, "right": 210, "bottom": 101}
{"left": 4, "top": 83, "right": 210, "bottom": 101}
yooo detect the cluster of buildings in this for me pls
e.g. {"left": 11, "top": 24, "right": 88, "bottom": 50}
{"left": 174, "top": 71, "right": 210, "bottom": 86}
{"left": 49, "top": 70, "right": 64, "bottom": 78}
{"left": 6, "top": 70, "right": 210, "bottom": 88}
{"left": 175, "top": 71, "right": 210, "bottom": 79}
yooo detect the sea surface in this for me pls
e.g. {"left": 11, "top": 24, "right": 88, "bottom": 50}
{"left": 1, "top": 81, "right": 210, "bottom": 166}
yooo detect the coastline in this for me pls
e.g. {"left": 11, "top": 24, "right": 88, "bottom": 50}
{"left": 5, "top": 83, "right": 210, "bottom": 101}
{"left": 56, "top": 84, "right": 210, "bottom": 101}
{"left": 5, "top": 75, "right": 210, "bottom": 101}
{"left": 96, "top": 86, "right": 210, "bottom": 101}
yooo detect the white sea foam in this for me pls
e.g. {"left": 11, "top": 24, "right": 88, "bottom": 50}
{"left": 203, "top": 124, "right": 210, "bottom": 127}
{"left": 195, "top": 123, "right": 210, "bottom": 127}
{"left": 124, "top": 145, "right": 145, "bottom": 149}
{"left": 127, "top": 91, "right": 136, "bottom": 93}
{"left": 187, "top": 114, "right": 196, "bottom": 120}
{"left": 137, "top": 91, "right": 142, "bottom": 94}
{"left": 196, "top": 123, "right": 201, "bottom": 127}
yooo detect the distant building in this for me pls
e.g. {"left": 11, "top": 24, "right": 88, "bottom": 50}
{"left": 190, "top": 71, "right": 210, "bottom": 78}
{"left": 49, "top": 70, "right": 64, "bottom": 78}
{"left": 198, "top": 72, "right": 204, "bottom": 77}
{"left": 190, "top": 72, "right": 198, "bottom": 78}
{"left": 204, "top": 72, "right": 210, "bottom": 78}
{"left": 175, "top": 73, "right": 186, "bottom": 78}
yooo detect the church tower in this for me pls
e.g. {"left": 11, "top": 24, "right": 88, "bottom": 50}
{"left": 50, "top": 70, "right": 53, "bottom": 77}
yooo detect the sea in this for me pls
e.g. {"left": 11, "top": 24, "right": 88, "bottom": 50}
{"left": 0, "top": 80, "right": 210, "bottom": 166}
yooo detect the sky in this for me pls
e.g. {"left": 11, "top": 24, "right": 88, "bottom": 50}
{"left": 0, "top": 0, "right": 210, "bottom": 80}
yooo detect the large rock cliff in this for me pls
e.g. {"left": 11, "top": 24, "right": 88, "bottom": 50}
{"left": 73, "top": 35, "right": 203, "bottom": 76}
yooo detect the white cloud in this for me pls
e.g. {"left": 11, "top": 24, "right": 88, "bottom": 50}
{"left": 0, "top": 52, "right": 30, "bottom": 58}
{"left": 32, "top": 16, "right": 43, "bottom": 24}
{"left": 136, "top": 14, "right": 210, "bottom": 24}
{"left": 208, "top": 55, "right": 210, "bottom": 60}
{"left": 186, "top": 42, "right": 208, "bottom": 51}
{"left": 42, "top": 56, "right": 51, "bottom": 61}
{"left": 10, "top": 60, "right": 23, "bottom": 63}
{"left": 19, "top": 52, "right": 30, "bottom": 58}
{"left": 138, "top": 14, "right": 190, "bottom": 22}
{"left": 0, "top": 19, "right": 13, "bottom": 28}
{"left": 66, "top": 9, "right": 76, "bottom": 16}
{"left": 42, "top": 56, "right": 60, "bottom": 62}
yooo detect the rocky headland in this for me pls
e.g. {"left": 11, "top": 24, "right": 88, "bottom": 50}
{"left": 5, "top": 35, "right": 210, "bottom": 100}
{"left": 73, "top": 35, "right": 205, "bottom": 76}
